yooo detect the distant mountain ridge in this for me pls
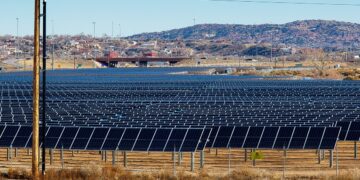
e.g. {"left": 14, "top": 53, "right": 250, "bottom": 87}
{"left": 128, "top": 20, "right": 360, "bottom": 49}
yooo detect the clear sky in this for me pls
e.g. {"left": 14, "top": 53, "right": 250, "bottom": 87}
{"left": 0, "top": 0, "right": 359, "bottom": 36}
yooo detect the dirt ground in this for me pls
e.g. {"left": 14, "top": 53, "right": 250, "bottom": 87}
{"left": 0, "top": 141, "right": 359, "bottom": 178}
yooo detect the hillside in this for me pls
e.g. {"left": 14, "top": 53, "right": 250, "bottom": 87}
{"left": 128, "top": 20, "right": 360, "bottom": 49}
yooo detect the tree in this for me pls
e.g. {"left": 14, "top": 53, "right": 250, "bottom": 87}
{"left": 313, "top": 49, "right": 332, "bottom": 76}
{"left": 304, "top": 48, "right": 332, "bottom": 77}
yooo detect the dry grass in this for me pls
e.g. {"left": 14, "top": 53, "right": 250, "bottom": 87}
{"left": 2, "top": 166, "right": 210, "bottom": 180}
{"left": 7, "top": 59, "right": 96, "bottom": 71}
{"left": 3, "top": 165, "right": 134, "bottom": 180}
{"left": 2, "top": 142, "right": 360, "bottom": 179}
{"left": 5, "top": 168, "right": 31, "bottom": 179}
{"left": 330, "top": 168, "right": 360, "bottom": 180}
{"left": 44, "top": 164, "right": 136, "bottom": 180}
{"left": 221, "top": 168, "right": 277, "bottom": 180}
{"left": 177, "top": 58, "right": 359, "bottom": 81}
{"left": 268, "top": 70, "right": 315, "bottom": 77}
{"left": 5, "top": 166, "right": 360, "bottom": 180}
{"left": 265, "top": 69, "right": 351, "bottom": 80}
{"left": 176, "top": 59, "right": 353, "bottom": 69}
{"left": 339, "top": 69, "right": 360, "bottom": 80}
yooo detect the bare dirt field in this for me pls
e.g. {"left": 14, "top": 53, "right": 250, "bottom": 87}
{"left": 1, "top": 142, "right": 360, "bottom": 179}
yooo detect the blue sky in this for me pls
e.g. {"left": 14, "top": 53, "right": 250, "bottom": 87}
{"left": 1, "top": 0, "right": 359, "bottom": 36}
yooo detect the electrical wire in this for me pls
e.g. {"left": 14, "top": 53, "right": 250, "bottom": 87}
{"left": 211, "top": 0, "right": 360, "bottom": 7}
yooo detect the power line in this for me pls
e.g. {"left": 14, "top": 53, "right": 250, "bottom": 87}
{"left": 211, "top": 0, "right": 360, "bottom": 7}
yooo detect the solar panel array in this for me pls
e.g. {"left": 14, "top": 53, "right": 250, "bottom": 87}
{"left": 0, "top": 68, "right": 359, "bottom": 151}
{"left": 209, "top": 126, "right": 341, "bottom": 149}
{"left": 0, "top": 125, "right": 211, "bottom": 152}
{"left": 0, "top": 125, "right": 340, "bottom": 150}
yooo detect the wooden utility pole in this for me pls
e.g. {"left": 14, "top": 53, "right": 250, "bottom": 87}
{"left": 32, "top": 0, "right": 40, "bottom": 178}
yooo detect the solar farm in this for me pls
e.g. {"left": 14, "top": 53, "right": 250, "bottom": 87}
{"left": 0, "top": 68, "right": 360, "bottom": 177}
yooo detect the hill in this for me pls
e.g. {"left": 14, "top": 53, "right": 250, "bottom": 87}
{"left": 128, "top": 20, "right": 360, "bottom": 49}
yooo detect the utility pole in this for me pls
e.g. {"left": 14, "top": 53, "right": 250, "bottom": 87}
{"left": 32, "top": 0, "right": 40, "bottom": 177}
{"left": 93, "top": 21, "right": 97, "bottom": 61}
{"left": 16, "top": 17, "right": 19, "bottom": 61}
{"left": 112, "top": 21, "right": 114, "bottom": 38}
{"left": 16, "top": 17, "right": 25, "bottom": 71}
{"left": 270, "top": 32, "right": 273, "bottom": 62}
{"left": 92, "top": 21, "right": 96, "bottom": 38}
{"left": 118, "top": 24, "right": 122, "bottom": 39}
{"left": 41, "top": 0, "right": 47, "bottom": 175}
{"left": 51, "top": 19, "right": 54, "bottom": 70}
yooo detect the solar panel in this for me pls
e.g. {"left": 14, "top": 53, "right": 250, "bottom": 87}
{"left": 0, "top": 126, "right": 5, "bottom": 138}
{"left": 1, "top": 68, "right": 358, "bottom": 152}
{"left": 197, "top": 128, "right": 212, "bottom": 151}
{"left": 149, "top": 129, "right": 172, "bottom": 151}
{"left": 336, "top": 121, "right": 350, "bottom": 141}
{"left": 0, "top": 126, "right": 19, "bottom": 147}
{"left": 118, "top": 128, "right": 141, "bottom": 151}
{"left": 56, "top": 127, "right": 79, "bottom": 149}
{"left": 213, "top": 126, "right": 234, "bottom": 148}
{"left": 101, "top": 128, "right": 125, "bottom": 151}
{"left": 71, "top": 127, "right": 94, "bottom": 150}
{"left": 320, "top": 127, "right": 341, "bottom": 149}
{"left": 86, "top": 128, "right": 109, "bottom": 150}
{"left": 180, "top": 128, "right": 203, "bottom": 152}
{"left": 289, "top": 127, "right": 309, "bottom": 149}
{"left": 206, "top": 126, "right": 219, "bottom": 148}
{"left": 346, "top": 122, "right": 360, "bottom": 141}
{"left": 304, "top": 127, "right": 325, "bottom": 149}
{"left": 273, "top": 127, "right": 294, "bottom": 149}
{"left": 45, "top": 126, "right": 64, "bottom": 149}
{"left": 164, "top": 129, "right": 187, "bottom": 152}
{"left": 258, "top": 127, "right": 279, "bottom": 149}
{"left": 243, "top": 127, "right": 264, "bottom": 149}
{"left": 11, "top": 126, "right": 32, "bottom": 148}
{"left": 228, "top": 126, "right": 249, "bottom": 148}
{"left": 133, "top": 128, "right": 156, "bottom": 151}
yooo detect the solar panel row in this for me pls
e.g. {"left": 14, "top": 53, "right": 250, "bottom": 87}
{"left": 1, "top": 79, "right": 359, "bottom": 130}
{"left": 0, "top": 125, "right": 340, "bottom": 151}
{"left": 0, "top": 100, "right": 358, "bottom": 128}
{"left": 336, "top": 121, "right": 360, "bottom": 141}
{"left": 208, "top": 126, "right": 341, "bottom": 150}
{"left": 0, "top": 125, "right": 210, "bottom": 152}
